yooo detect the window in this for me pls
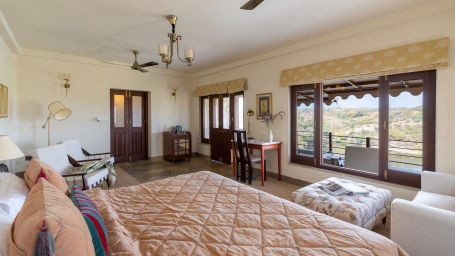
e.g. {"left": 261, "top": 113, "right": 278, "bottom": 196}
{"left": 233, "top": 94, "right": 244, "bottom": 130}
{"left": 222, "top": 96, "right": 230, "bottom": 129}
{"left": 200, "top": 92, "right": 245, "bottom": 143}
{"left": 212, "top": 96, "right": 219, "bottom": 129}
{"left": 200, "top": 96, "right": 210, "bottom": 143}
{"left": 291, "top": 70, "right": 435, "bottom": 187}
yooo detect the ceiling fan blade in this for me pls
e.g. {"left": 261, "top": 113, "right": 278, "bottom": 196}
{"left": 138, "top": 68, "right": 149, "bottom": 73}
{"left": 240, "top": 0, "right": 264, "bottom": 10}
{"left": 139, "top": 61, "right": 158, "bottom": 67}
{"left": 102, "top": 61, "right": 130, "bottom": 67}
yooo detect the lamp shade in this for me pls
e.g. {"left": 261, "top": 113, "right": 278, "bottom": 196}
{"left": 0, "top": 135, "right": 24, "bottom": 161}
{"left": 48, "top": 101, "right": 71, "bottom": 121}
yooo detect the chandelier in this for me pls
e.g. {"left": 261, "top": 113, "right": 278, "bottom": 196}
{"left": 158, "top": 15, "right": 194, "bottom": 68}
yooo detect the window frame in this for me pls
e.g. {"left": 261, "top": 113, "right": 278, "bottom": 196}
{"left": 290, "top": 70, "right": 436, "bottom": 188}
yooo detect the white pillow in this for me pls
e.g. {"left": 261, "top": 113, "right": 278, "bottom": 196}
{"left": 0, "top": 173, "right": 28, "bottom": 256}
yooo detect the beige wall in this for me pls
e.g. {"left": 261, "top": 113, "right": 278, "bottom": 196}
{"left": 191, "top": 4, "right": 455, "bottom": 200}
{"left": 11, "top": 51, "right": 194, "bottom": 170}
{"left": 0, "top": 29, "right": 18, "bottom": 171}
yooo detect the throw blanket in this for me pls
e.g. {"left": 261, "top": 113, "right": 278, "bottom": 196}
{"left": 80, "top": 159, "right": 116, "bottom": 179}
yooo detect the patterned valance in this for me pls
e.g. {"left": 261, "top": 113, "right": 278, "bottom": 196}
{"left": 194, "top": 78, "right": 247, "bottom": 97}
{"left": 280, "top": 37, "right": 449, "bottom": 86}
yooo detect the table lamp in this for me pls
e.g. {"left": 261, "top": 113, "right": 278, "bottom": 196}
{"left": 42, "top": 101, "right": 72, "bottom": 146}
{"left": 0, "top": 135, "right": 24, "bottom": 172}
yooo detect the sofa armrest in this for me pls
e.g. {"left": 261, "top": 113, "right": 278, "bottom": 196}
{"left": 62, "top": 172, "right": 87, "bottom": 190}
{"left": 422, "top": 171, "right": 455, "bottom": 196}
{"left": 391, "top": 199, "right": 455, "bottom": 256}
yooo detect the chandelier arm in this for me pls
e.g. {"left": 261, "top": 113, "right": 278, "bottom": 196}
{"left": 167, "top": 35, "right": 174, "bottom": 65}
{"left": 176, "top": 38, "right": 190, "bottom": 63}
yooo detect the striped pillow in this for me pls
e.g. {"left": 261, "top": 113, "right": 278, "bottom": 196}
{"left": 70, "top": 186, "right": 108, "bottom": 256}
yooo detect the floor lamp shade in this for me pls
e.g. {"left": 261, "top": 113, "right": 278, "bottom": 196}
{"left": 43, "top": 101, "right": 72, "bottom": 145}
{"left": 48, "top": 101, "right": 72, "bottom": 121}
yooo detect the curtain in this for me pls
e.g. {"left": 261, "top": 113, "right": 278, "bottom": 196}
{"left": 194, "top": 78, "right": 247, "bottom": 96}
{"left": 280, "top": 37, "right": 449, "bottom": 86}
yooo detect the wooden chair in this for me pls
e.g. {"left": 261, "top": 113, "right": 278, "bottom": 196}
{"left": 232, "top": 130, "right": 266, "bottom": 184}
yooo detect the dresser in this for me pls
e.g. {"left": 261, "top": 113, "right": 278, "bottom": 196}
{"left": 163, "top": 131, "right": 192, "bottom": 162}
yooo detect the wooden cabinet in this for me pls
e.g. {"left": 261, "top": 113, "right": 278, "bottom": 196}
{"left": 163, "top": 131, "right": 192, "bottom": 162}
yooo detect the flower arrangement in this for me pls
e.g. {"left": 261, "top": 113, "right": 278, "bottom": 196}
{"left": 261, "top": 111, "right": 284, "bottom": 142}
{"left": 261, "top": 111, "right": 285, "bottom": 130}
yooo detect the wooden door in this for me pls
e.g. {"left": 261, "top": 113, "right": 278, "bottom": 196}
{"left": 110, "top": 90, "right": 129, "bottom": 162}
{"left": 129, "top": 91, "right": 148, "bottom": 161}
{"left": 209, "top": 92, "right": 244, "bottom": 165}
{"left": 110, "top": 89, "right": 148, "bottom": 163}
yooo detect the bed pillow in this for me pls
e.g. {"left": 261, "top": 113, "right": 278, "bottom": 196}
{"left": 24, "top": 158, "right": 70, "bottom": 195}
{"left": 70, "top": 186, "right": 108, "bottom": 256}
{"left": 8, "top": 178, "right": 95, "bottom": 256}
{"left": 0, "top": 173, "right": 29, "bottom": 256}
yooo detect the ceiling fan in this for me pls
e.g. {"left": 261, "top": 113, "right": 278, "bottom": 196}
{"left": 104, "top": 50, "right": 158, "bottom": 73}
{"left": 240, "top": 0, "right": 264, "bottom": 10}
{"left": 130, "top": 50, "right": 158, "bottom": 73}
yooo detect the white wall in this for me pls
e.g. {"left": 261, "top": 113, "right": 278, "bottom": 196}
{"left": 191, "top": 3, "right": 455, "bottom": 200}
{"left": 13, "top": 51, "right": 194, "bottom": 168}
{"left": 0, "top": 27, "right": 18, "bottom": 171}
{"left": 0, "top": 30, "right": 16, "bottom": 134}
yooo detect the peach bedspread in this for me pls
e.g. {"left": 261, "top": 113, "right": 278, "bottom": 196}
{"left": 86, "top": 171, "right": 408, "bottom": 256}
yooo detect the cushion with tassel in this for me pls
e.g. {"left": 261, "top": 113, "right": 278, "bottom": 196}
{"left": 24, "top": 158, "right": 70, "bottom": 195}
{"left": 8, "top": 178, "right": 95, "bottom": 255}
{"left": 33, "top": 220, "right": 54, "bottom": 256}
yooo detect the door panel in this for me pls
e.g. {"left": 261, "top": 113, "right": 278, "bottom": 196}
{"left": 129, "top": 91, "right": 147, "bottom": 161}
{"left": 110, "top": 89, "right": 148, "bottom": 163}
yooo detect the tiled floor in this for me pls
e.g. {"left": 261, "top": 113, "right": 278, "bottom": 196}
{"left": 116, "top": 155, "right": 390, "bottom": 237}
{"left": 117, "top": 155, "right": 303, "bottom": 201}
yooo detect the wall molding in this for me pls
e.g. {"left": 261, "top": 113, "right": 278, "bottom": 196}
{"left": 19, "top": 48, "right": 195, "bottom": 79}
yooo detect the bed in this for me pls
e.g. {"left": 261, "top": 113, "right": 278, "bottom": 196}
{"left": 86, "top": 171, "right": 407, "bottom": 255}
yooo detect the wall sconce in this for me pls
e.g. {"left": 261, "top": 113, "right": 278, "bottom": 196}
{"left": 171, "top": 85, "right": 177, "bottom": 103}
{"left": 63, "top": 73, "right": 71, "bottom": 96}
{"left": 247, "top": 108, "right": 254, "bottom": 138}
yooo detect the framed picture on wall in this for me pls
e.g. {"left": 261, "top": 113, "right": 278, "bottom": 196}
{"left": 0, "top": 84, "right": 8, "bottom": 118}
{"left": 256, "top": 92, "right": 272, "bottom": 119}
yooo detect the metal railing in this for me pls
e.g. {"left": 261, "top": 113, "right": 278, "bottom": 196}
{"left": 296, "top": 130, "right": 423, "bottom": 168}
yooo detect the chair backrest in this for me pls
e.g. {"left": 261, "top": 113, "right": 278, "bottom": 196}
{"left": 344, "top": 146, "right": 379, "bottom": 174}
{"left": 31, "top": 144, "right": 73, "bottom": 174}
{"left": 60, "top": 139, "right": 86, "bottom": 161}
{"left": 232, "top": 130, "right": 252, "bottom": 166}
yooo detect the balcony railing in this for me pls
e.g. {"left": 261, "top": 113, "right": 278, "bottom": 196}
{"left": 297, "top": 130, "right": 422, "bottom": 170}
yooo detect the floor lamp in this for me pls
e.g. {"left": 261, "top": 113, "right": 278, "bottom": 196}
{"left": 42, "top": 101, "right": 72, "bottom": 146}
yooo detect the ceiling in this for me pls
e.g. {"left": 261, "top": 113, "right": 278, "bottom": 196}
{"left": 0, "top": 0, "right": 434, "bottom": 72}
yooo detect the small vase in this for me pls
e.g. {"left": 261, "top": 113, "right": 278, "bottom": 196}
{"left": 269, "top": 129, "right": 274, "bottom": 142}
